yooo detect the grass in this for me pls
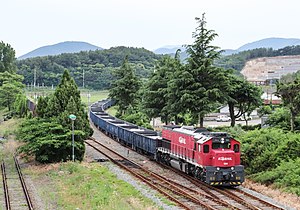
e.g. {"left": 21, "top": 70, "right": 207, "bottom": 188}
{"left": 107, "top": 106, "right": 117, "bottom": 116}
{"left": 25, "top": 88, "right": 109, "bottom": 107}
{"left": 0, "top": 109, "right": 23, "bottom": 138}
{"left": 24, "top": 162, "right": 160, "bottom": 210}
{"left": 80, "top": 89, "right": 109, "bottom": 106}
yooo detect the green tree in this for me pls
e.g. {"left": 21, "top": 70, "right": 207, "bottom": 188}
{"left": 17, "top": 118, "right": 86, "bottom": 163}
{"left": 0, "top": 82, "right": 24, "bottom": 111}
{"left": 20, "top": 69, "right": 92, "bottom": 163}
{"left": 276, "top": 76, "right": 300, "bottom": 131}
{"left": 13, "top": 94, "right": 28, "bottom": 117}
{"left": 144, "top": 54, "right": 182, "bottom": 124}
{"left": 177, "top": 14, "right": 228, "bottom": 126}
{"left": 35, "top": 96, "right": 49, "bottom": 118}
{"left": 109, "top": 56, "right": 141, "bottom": 115}
{"left": 225, "top": 75, "right": 262, "bottom": 127}
{"left": 44, "top": 69, "right": 92, "bottom": 137}
{"left": 0, "top": 41, "right": 16, "bottom": 73}
{"left": 0, "top": 71, "right": 24, "bottom": 86}
{"left": 266, "top": 107, "right": 297, "bottom": 130}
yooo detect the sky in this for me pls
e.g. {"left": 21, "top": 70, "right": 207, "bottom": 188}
{"left": 2, "top": 0, "right": 300, "bottom": 57}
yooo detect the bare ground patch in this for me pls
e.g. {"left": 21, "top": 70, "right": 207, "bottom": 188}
{"left": 244, "top": 179, "right": 300, "bottom": 209}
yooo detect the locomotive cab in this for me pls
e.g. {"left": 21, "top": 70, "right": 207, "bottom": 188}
{"left": 196, "top": 133, "right": 244, "bottom": 186}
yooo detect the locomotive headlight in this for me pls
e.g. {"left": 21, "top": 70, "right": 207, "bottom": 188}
{"left": 217, "top": 167, "right": 220, "bottom": 171}
{"left": 231, "top": 167, "right": 234, "bottom": 170}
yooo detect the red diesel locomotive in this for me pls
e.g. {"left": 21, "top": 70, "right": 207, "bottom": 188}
{"left": 157, "top": 125, "right": 244, "bottom": 186}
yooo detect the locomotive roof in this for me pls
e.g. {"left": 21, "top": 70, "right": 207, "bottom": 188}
{"left": 172, "top": 126, "right": 231, "bottom": 144}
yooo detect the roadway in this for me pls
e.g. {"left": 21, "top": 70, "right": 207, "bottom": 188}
{"left": 203, "top": 118, "right": 261, "bottom": 127}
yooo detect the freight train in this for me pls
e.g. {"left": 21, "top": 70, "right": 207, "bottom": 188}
{"left": 90, "top": 99, "right": 244, "bottom": 186}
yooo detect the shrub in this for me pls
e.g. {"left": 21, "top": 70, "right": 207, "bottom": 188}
{"left": 252, "top": 158, "right": 300, "bottom": 195}
{"left": 239, "top": 128, "right": 300, "bottom": 174}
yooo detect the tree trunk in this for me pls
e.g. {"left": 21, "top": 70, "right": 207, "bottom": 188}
{"left": 229, "top": 102, "right": 235, "bottom": 127}
{"left": 174, "top": 115, "right": 178, "bottom": 125}
{"left": 199, "top": 114, "right": 204, "bottom": 127}
{"left": 290, "top": 110, "right": 295, "bottom": 131}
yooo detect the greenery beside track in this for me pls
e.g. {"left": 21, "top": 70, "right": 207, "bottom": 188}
{"left": 214, "top": 124, "right": 300, "bottom": 196}
{"left": 23, "top": 162, "right": 162, "bottom": 210}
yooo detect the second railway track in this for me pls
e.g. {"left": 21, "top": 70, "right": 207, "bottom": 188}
{"left": 1, "top": 156, "right": 33, "bottom": 210}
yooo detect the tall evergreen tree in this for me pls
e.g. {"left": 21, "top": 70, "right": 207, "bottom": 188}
{"left": 109, "top": 56, "right": 141, "bottom": 115}
{"left": 44, "top": 69, "right": 92, "bottom": 137}
{"left": 22, "top": 69, "right": 93, "bottom": 162}
{"left": 179, "top": 14, "right": 227, "bottom": 126}
{"left": 13, "top": 94, "right": 28, "bottom": 117}
{"left": 144, "top": 55, "right": 182, "bottom": 124}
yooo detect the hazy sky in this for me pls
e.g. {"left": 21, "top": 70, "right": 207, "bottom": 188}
{"left": 2, "top": 0, "right": 300, "bottom": 56}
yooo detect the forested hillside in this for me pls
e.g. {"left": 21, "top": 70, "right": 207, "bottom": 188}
{"left": 215, "top": 45, "right": 300, "bottom": 72}
{"left": 18, "top": 41, "right": 103, "bottom": 60}
{"left": 16, "top": 47, "right": 162, "bottom": 90}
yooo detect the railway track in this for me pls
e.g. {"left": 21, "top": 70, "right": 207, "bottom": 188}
{"left": 86, "top": 137, "right": 252, "bottom": 209}
{"left": 88, "top": 123, "right": 289, "bottom": 210}
{"left": 1, "top": 156, "right": 34, "bottom": 210}
{"left": 158, "top": 162, "right": 285, "bottom": 210}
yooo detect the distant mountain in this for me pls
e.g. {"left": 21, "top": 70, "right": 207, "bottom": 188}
{"left": 155, "top": 38, "right": 300, "bottom": 57}
{"left": 237, "top": 38, "right": 300, "bottom": 52}
{"left": 153, "top": 45, "right": 186, "bottom": 55}
{"left": 221, "top": 38, "right": 300, "bottom": 56}
{"left": 18, "top": 41, "right": 103, "bottom": 59}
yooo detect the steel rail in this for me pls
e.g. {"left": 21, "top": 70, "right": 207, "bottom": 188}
{"left": 85, "top": 139, "right": 219, "bottom": 210}
{"left": 14, "top": 156, "right": 34, "bottom": 210}
{"left": 1, "top": 161, "right": 11, "bottom": 210}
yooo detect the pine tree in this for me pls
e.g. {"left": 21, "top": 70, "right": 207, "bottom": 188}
{"left": 109, "top": 56, "right": 141, "bottom": 115}
{"left": 144, "top": 53, "right": 183, "bottom": 124}
{"left": 178, "top": 14, "right": 227, "bottom": 126}
{"left": 13, "top": 94, "right": 28, "bottom": 117}
{"left": 28, "top": 69, "right": 92, "bottom": 162}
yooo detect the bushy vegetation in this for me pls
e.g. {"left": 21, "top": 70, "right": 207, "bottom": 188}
{"left": 17, "top": 118, "right": 86, "bottom": 163}
{"left": 17, "top": 70, "right": 91, "bottom": 163}
{"left": 238, "top": 128, "right": 300, "bottom": 195}
{"left": 251, "top": 158, "right": 300, "bottom": 195}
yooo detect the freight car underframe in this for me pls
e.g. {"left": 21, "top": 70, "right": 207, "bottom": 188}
{"left": 156, "top": 147, "right": 244, "bottom": 186}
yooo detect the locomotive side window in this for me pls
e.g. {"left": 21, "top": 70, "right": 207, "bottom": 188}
{"left": 203, "top": 145, "right": 209, "bottom": 153}
{"left": 234, "top": 144, "right": 239, "bottom": 152}
{"left": 212, "top": 142, "right": 231, "bottom": 149}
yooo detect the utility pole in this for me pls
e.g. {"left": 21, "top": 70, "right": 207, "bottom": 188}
{"left": 33, "top": 68, "right": 36, "bottom": 89}
{"left": 83, "top": 69, "right": 85, "bottom": 89}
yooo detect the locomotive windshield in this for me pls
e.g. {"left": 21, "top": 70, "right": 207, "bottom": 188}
{"left": 211, "top": 136, "right": 231, "bottom": 149}
{"left": 212, "top": 142, "right": 231, "bottom": 149}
